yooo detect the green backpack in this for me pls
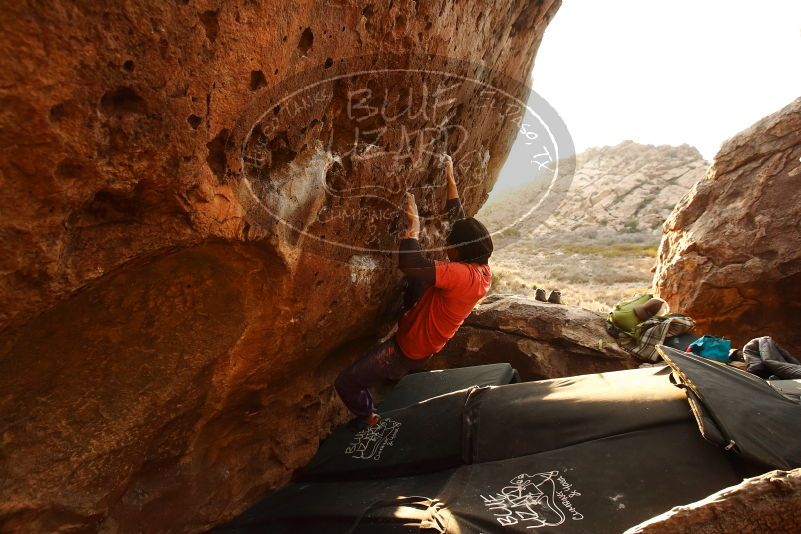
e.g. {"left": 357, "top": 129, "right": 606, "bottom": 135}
{"left": 608, "top": 293, "right": 654, "bottom": 335}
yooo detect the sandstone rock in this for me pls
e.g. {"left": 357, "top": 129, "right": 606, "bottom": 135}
{"left": 428, "top": 293, "right": 639, "bottom": 380}
{"left": 629, "top": 468, "right": 801, "bottom": 534}
{"left": 0, "top": 1, "right": 560, "bottom": 531}
{"left": 654, "top": 98, "right": 801, "bottom": 354}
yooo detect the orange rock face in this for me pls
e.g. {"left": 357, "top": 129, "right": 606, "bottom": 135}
{"left": 0, "top": 0, "right": 560, "bottom": 531}
{"left": 654, "top": 98, "right": 801, "bottom": 354}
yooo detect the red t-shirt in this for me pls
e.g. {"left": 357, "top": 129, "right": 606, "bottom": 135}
{"left": 396, "top": 261, "right": 492, "bottom": 359}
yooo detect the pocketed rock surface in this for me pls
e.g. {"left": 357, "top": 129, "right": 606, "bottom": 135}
{"left": 654, "top": 98, "right": 801, "bottom": 354}
{"left": 429, "top": 293, "right": 639, "bottom": 380}
{"left": 0, "top": 1, "right": 560, "bottom": 531}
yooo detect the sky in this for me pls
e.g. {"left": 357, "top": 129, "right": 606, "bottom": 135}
{"left": 493, "top": 0, "right": 801, "bottom": 191}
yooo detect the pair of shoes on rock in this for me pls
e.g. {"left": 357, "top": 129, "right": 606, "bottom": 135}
{"left": 535, "top": 288, "right": 562, "bottom": 304}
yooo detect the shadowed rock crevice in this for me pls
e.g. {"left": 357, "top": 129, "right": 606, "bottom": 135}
{"left": 297, "top": 27, "right": 314, "bottom": 56}
{"left": 199, "top": 10, "right": 220, "bottom": 43}
{"left": 206, "top": 128, "right": 230, "bottom": 181}
{"left": 249, "top": 69, "right": 267, "bottom": 91}
{"left": 100, "top": 86, "right": 147, "bottom": 116}
{"left": 187, "top": 114, "right": 202, "bottom": 129}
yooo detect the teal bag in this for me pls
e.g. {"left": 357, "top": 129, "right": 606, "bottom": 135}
{"left": 688, "top": 336, "right": 731, "bottom": 362}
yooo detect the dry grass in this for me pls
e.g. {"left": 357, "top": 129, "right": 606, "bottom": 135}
{"left": 488, "top": 239, "right": 658, "bottom": 313}
{"left": 556, "top": 243, "right": 659, "bottom": 258}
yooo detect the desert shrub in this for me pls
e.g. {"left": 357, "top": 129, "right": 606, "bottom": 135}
{"left": 488, "top": 271, "right": 505, "bottom": 295}
{"left": 491, "top": 271, "right": 504, "bottom": 286}
{"left": 622, "top": 221, "right": 640, "bottom": 233}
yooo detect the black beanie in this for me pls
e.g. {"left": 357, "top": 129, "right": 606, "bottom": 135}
{"left": 447, "top": 218, "right": 493, "bottom": 264}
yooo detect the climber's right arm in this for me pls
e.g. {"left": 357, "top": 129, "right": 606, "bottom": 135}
{"left": 443, "top": 155, "right": 465, "bottom": 224}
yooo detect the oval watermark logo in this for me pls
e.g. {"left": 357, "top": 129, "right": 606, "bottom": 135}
{"left": 225, "top": 54, "right": 573, "bottom": 258}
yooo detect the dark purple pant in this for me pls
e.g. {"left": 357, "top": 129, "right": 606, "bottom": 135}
{"left": 335, "top": 337, "right": 429, "bottom": 417}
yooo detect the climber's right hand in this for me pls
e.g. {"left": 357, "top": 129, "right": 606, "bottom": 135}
{"left": 442, "top": 154, "right": 454, "bottom": 180}
{"left": 403, "top": 192, "right": 420, "bottom": 239}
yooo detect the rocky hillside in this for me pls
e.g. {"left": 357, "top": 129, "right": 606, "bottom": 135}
{"left": 479, "top": 141, "right": 707, "bottom": 238}
{"left": 0, "top": 1, "right": 560, "bottom": 532}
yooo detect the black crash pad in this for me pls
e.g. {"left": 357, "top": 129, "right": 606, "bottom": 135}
{"left": 378, "top": 363, "right": 519, "bottom": 412}
{"left": 659, "top": 344, "right": 801, "bottom": 470}
{"left": 216, "top": 363, "right": 776, "bottom": 533}
{"left": 300, "top": 367, "right": 686, "bottom": 482}
{"left": 218, "top": 421, "right": 749, "bottom": 533}
{"left": 297, "top": 387, "right": 485, "bottom": 482}
{"left": 471, "top": 366, "right": 691, "bottom": 463}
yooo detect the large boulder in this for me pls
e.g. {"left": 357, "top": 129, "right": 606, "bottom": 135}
{"left": 629, "top": 468, "right": 801, "bottom": 534}
{"left": 654, "top": 98, "right": 801, "bottom": 354}
{"left": 0, "top": 1, "right": 560, "bottom": 531}
{"left": 428, "top": 294, "right": 639, "bottom": 380}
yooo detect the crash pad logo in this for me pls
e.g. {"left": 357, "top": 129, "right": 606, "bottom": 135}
{"left": 480, "top": 471, "right": 583, "bottom": 529}
{"left": 345, "top": 418, "right": 402, "bottom": 461}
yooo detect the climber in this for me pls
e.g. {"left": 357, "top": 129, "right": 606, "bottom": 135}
{"left": 335, "top": 155, "right": 493, "bottom": 427}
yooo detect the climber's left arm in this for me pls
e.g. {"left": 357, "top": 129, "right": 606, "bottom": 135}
{"left": 398, "top": 193, "right": 435, "bottom": 285}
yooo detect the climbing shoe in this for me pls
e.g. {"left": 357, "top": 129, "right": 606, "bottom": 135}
{"left": 535, "top": 288, "right": 548, "bottom": 302}
{"left": 547, "top": 289, "right": 562, "bottom": 304}
{"left": 346, "top": 412, "right": 381, "bottom": 432}
{"left": 367, "top": 412, "right": 381, "bottom": 428}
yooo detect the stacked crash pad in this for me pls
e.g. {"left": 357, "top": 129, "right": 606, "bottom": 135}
{"left": 658, "top": 345, "right": 801, "bottom": 470}
{"left": 299, "top": 363, "right": 518, "bottom": 482}
{"left": 217, "top": 360, "right": 781, "bottom": 533}
{"left": 377, "top": 363, "right": 519, "bottom": 412}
